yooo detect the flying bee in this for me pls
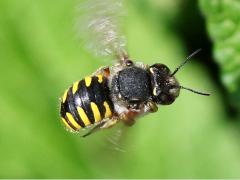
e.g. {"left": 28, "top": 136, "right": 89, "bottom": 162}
{"left": 60, "top": 0, "right": 210, "bottom": 137}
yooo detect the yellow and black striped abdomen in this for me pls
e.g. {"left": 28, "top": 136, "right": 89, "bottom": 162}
{"left": 60, "top": 75, "right": 114, "bottom": 132}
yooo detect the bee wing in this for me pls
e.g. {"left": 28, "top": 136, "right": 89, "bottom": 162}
{"left": 105, "top": 124, "right": 127, "bottom": 152}
{"left": 75, "top": 0, "right": 129, "bottom": 63}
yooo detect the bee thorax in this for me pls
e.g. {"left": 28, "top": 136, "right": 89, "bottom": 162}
{"left": 111, "top": 66, "right": 152, "bottom": 106}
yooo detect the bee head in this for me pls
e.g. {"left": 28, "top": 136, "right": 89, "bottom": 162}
{"left": 149, "top": 63, "right": 180, "bottom": 105}
{"left": 149, "top": 49, "right": 210, "bottom": 105}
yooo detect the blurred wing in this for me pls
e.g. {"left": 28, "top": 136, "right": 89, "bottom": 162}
{"left": 75, "top": 0, "right": 128, "bottom": 62}
{"left": 105, "top": 124, "right": 127, "bottom": 152}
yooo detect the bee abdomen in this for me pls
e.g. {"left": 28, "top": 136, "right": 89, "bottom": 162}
{"left": 60, "top": 74, "right": 114, "bottom": 132}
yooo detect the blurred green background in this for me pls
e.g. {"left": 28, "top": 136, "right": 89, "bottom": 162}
{"left": 1, "top": 0, "right": 240, "bottom": 178}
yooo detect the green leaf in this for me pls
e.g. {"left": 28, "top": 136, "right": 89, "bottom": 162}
{"left": 199, "top": 0, "right": 240, "bottom": 110}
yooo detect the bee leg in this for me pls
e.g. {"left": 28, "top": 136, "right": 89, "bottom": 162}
{"left": 100, "top": 118, "right": 119, "bottom": 129}
{"left": 81, "top": 121, "right": 106, "bottom": 138}
{"left": 82, "top": 118, "right": 119, "bottom": 137}
{"left": 120, "top": 112, "right": 136, "bottom": 126}
{"left": 146, "top": 101, "right": 158, "bottom": 113}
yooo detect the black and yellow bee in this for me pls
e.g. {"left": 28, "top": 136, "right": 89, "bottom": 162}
{"left": 59, "top": 0, "right": 209, "bottom": 137}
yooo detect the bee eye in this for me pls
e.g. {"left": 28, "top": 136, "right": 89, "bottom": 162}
{"left": 150, "top": 63, "right": 170, "bottom": 75}
{"left": 160, "top": 66, "right": 169, "bottom": 74}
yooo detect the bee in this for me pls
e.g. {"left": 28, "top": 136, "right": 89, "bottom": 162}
{"left": 60, "top": 0, "right": 210, "bottom": 137}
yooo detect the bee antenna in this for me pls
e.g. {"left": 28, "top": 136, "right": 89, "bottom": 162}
{"left": 179, "top": 86, "right": 210, "bottom": 96}
{"left": 171, "top": 48, "right": 202, "bottom": 76}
